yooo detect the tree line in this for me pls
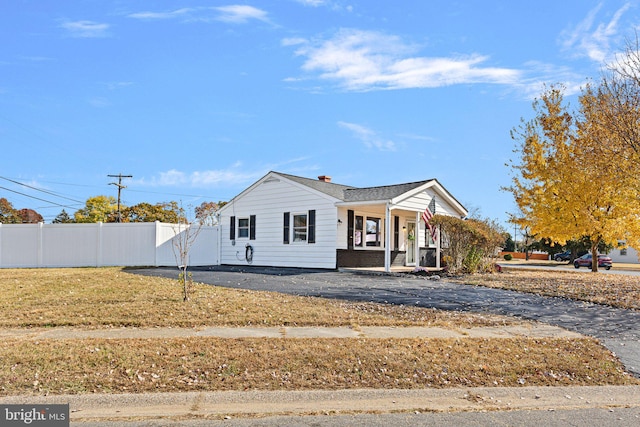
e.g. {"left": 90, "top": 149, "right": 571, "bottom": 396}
{"left": 0, "top": 196, "right": 226, "bottom": 225}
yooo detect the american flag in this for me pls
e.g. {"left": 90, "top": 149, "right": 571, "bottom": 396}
{"left": 422, "top": 199, "right": 437, "bottom": 241}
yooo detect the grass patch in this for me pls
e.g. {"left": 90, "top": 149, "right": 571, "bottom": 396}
{"left": 456, "top": 269, "right": 640, "bottom": 310}
{"left": 1, "top": 337, "right": 636, "bottom": 396}
{"left": 0, "top": 267, "right": 518, "bottom": 329}
{"left": 1, "top": 267, "right": 638, "bottom": 396}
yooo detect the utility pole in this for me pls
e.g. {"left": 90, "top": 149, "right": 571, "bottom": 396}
{"left": 108, "top": 174, "right": 132, "bottom": 222}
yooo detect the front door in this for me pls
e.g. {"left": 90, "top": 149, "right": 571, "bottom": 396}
{"left": 406, "top": 221, "right": 416, "bottom": 266}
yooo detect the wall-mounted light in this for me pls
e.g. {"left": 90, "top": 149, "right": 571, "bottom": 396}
{"left": 402, "top": 226, "right": 407, "bottom": 231}
{"left": 337, "top": 219, "right": 343, "bottom": 224}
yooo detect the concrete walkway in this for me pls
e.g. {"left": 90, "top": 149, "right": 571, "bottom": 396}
{"left": 0, "top": 324, "right": 584, "bottom": 341}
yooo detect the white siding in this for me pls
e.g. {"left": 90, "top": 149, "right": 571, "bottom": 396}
{"left": 606, "top": 245, "right": 640, "bottom": 264}
{"left": 393, "top": 189, "right": 463, "bottom": 248}
{"left": 336, "top": 208, "right": 349, "bottom": 249}
{"left": 219, "top": 177, "right": 338, "bottom": 269}
{"left": 394, "top": 188, "right": 456, "bottom": 216}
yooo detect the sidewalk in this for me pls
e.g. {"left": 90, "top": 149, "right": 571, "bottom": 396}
{"left": 0, "top": 324, "right": 584, "bottom": 340}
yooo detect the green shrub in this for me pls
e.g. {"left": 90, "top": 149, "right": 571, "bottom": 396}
{"left": 503, "top": 253, "right": 513, "bottom": 261}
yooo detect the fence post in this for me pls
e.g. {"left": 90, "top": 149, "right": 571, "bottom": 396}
{"left": 154, "top": 221, "right": 160, "bottom": 267}
{"left": 37, "top": 222, "right": 44, "bottom": 267}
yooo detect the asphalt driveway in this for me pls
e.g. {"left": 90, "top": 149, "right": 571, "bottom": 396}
{"left": 129, "top": 265, "right": 640, "bottom": 377}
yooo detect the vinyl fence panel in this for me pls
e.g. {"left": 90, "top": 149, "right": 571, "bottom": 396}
{"left": 0, "top": 222, "right": 219, "bottom": 268}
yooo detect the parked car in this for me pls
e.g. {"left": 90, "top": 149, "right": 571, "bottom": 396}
{"left": 573, "top": 253, "right": 612, "bottom": 270}
{"left": 553, "top": 250, "right": 571, "bottom": 262}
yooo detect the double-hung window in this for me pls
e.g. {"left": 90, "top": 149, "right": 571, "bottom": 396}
{"left": 230, "top": 215, "right": 256, "bottom": 240}
{"left": 366, "top": 217, "right": 381, "bottom": 247}
{"left": 293, "top": 213, "right": 307, "bottom": 242}
{"left": 238, "top": 218, "right": 250, "bottom": 238}
{"left": 283, "top": 210, "right": 316, "bottom": 244}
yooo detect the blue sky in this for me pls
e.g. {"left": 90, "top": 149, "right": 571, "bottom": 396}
{"left": 1, "top": 1, "right": 636, "bottom": 227}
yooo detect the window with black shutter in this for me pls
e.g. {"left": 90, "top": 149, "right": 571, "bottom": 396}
{"left": 394, "top": 216, "right": 399, "bottom": 249}
{"left": 308, "top": 210, "right": 316, "bottom": 244}
{"left": 230, "top": 216, "right": 235, "bottom": 240}
{"left": 283, "top": 212, "right": 290, "bottom": 244}
{"left": 347, "top": 210, "right": 354, "bottom": 249}
{"left": 249, "top": 215, "right": 256, "bottom": 240}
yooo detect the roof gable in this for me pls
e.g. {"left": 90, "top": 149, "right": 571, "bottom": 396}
{"left": 220, "top": 171, "right": 467, "bottom": 217}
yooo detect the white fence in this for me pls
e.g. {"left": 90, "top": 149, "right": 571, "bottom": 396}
{"left": 0, "top": 222, "right": 219, "bottom": 268}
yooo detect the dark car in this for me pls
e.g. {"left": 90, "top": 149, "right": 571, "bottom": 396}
{"left": 573, "top": 253, "right": 612, "bottom": 270}
{"left": 553, "top": 250, "right": 571, "bottom": 262}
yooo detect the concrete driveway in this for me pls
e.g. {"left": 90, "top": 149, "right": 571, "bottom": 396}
{"left": 129, "top": 265, "right": 640, "bottom": 377}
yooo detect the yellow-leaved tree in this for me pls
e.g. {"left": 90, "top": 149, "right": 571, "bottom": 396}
{"left": 506, "top": 82, "right": 640, "bottom": 272}
{"left": 74, "top": 195, "right": 119, "bottom": 223}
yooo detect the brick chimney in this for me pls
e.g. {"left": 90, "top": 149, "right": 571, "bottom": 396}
{"left": 318, "top": 175, "right": 332, "bottom": 183}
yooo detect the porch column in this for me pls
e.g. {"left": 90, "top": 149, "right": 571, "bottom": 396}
{"left": 384, "top": 203, "right": 391, "bottom": 272}
{"left": 415, "top": 211, "right": 421, "bottom": 268}
{"left": 436, "top": 226, "right": 441, "bottom": 269}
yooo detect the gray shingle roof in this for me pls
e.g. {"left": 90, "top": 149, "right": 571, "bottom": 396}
{"left": 276, "top": 172, "right": 434, "bottom": 202}
{"left": 343, "top": 180, "right": 433, "bottom": 202}
{"left": 276, "top": 172, "right": 355, "bottom": 200}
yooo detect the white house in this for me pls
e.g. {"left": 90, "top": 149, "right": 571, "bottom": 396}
{"left": 218, "top": 171, "right": 468, "bottom": 271}
{"left": 607, "top": 244, "right": 640, "bottom": 264}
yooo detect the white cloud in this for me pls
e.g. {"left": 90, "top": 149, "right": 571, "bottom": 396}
{"left": 560, "top": 2, "right": 632, "bottom": 63}
{"left": 288, "top": 29, "right": 521, "bottom": 91}
{"left": 295, "top": 0, "right": 328, "bottom": 6}
{"left": 281, "top": 37, "right": 307, "bottom": 47}
{"left": 141, "top": 166, "right": 260, "bottom": 188}
{"left": 128, "top": 5, "right": 270, "bottom": 24}
{"left": 214, "top": 5, "right": 270, "bottom": 24}
{"left": 516, "top": 61, "right": 587, "bottom": 98}
{"left": 60, "top": 20, "right": 110, "bottom": 38}
{"left": 127, "top": 8, "right": 194, "bottom": 20}
{"left": 338, "top": 121, "right": 396, "bottom": 151}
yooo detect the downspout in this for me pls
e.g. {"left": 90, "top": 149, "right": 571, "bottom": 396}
{"left": 384, "top": 202, "right": 391, "bottom": 272}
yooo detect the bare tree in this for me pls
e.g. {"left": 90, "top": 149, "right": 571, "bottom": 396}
{"left": 171, "top": 205, "right": 203, "bottom": 302}
{"left": 599, "top": 35, "right": 640, "bottom": 155}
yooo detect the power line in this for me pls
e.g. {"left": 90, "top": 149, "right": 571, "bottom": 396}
{"left": 0, "top": 186, "right": 77, "bottom": 209}
{"left": 0, "top": 176, "right": 83, "bottom": 203}
{"left": 11, "top": 176, "right": 225, "bottom": 201}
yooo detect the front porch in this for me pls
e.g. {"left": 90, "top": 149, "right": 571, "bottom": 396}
{"left": 336, "top": 203, "right": 441, "bottom": 272}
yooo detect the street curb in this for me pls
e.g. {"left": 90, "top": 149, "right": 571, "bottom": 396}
{"left": 2, "top": 386, "right": 639, "bottom": 422}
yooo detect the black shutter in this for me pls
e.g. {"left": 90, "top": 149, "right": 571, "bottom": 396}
{"left": 308, "top": 210, "right": 316, "bottom": 244}
{"left": 347, "top": 210, "right": 354, "bottom": 249}
{"left": 393, "top": 215, "right": 399, "bottom": 250}
{"left": 283, "top": 212, "right": 290, "bottom": 244}
{"left": 249, "top": 215, "right": 256, "bottom": 240}
{"left": 230, "top": 216, "right": 235, "bottom": 240}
